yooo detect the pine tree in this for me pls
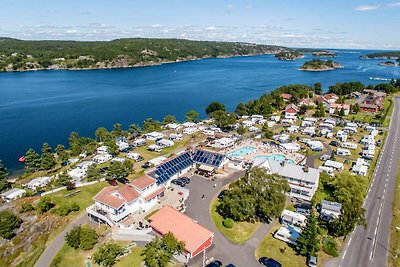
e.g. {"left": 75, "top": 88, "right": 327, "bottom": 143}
{"left": 0, "top": 160, "right": 10, "bottom": 192}
{"left": 25, "top": 148, "right": 40, "bottom": 171}
{"left": 55, "top": 144, "right": 69, "bottom": 163}
{"left": 40, "top": 143, "right": 56, "bottom": 170}
{"left": 295, "top": 212, "right": 320, "bottom": 256}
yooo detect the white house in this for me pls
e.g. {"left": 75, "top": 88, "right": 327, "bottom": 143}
{"left": 183, "top": 127, "right": 199, "bottom": 135}
{"left": 336, "top": 148, "right": 351, "bottom": 156}
{"left": 156, "top": 139, "right": 174, "bottom": 148}
{"left": 93, "top": 154, "right": 112, "bottom": 164}
{"left": 281, "top": 209, "right": 307, "bottom": 227}
{"left": 274, "top": 225, "right": 302, "bottom": 245}
{"left": 353, "top": 164, "right": 368, "bottom": 176}
{"left": 1, "top": 188, "right": 26, "bottom": 202}
{"left": 319, "top": 200, "right": 342, "bottom": 222}
{"left": 324, "top": 160, "right": 344, "bottom": 171}
{"left": 342, "top": 142, "right": 358, "bottom": 150}
{"left": 24, "top": 176, "right": 51, "bottom": 190}
{"left": 212, "top": 138, "right": 234, "bottom": 148}
{"left": 133, "top": 138, "right": 146, "bottom": 147}
{"left": 329, "top": 103, "right": 350, "bottom": 115}
{"left": 87, "top": 175, "right": 165, "bottom": 227}
{"left": 146, "top": 132, "right": 164, "bottom": 141}
{"left": 97, "top": 146, "right": 109, "bottom": 155}
{"left": 308, "top": 140, "right": 324, "bottom": 151}
{"left": 254, "top": 159, "right": 320, "bottom": 201}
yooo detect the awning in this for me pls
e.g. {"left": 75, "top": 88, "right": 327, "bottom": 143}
{"left": 199, "top": 165, "right": 214, "bottom": 172}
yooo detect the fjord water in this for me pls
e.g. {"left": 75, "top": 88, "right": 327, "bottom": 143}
{"left": 0, "top": 51, "right": 399, "bottom": 173}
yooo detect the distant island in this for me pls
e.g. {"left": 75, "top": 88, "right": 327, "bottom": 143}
{"left": 0, "top": 38, "right": 287, "bottom": 72}
{"left": 300, "top": 58, "right": 343, "bottom": 71}
{"left": 379, "top": 61, "right": 398, "bottom": 67}
{"left": 312, "top": 50, "right": 337, "bottom": 57}
{"left": 361, "top": 51, "right": 400, "bottom": 60}
{"left": 274, "top": 51, "right": 304, "bottom": 60}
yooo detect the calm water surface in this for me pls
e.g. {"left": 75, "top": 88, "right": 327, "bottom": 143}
{"left": 1, "top": 50, "right": 399, "bottom": 173}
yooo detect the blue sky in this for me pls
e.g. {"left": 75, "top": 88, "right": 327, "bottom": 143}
{"left": 1, "top": 0, "right": 399, "bottom": 49}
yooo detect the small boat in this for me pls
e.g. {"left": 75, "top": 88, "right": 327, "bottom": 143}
{"left": 18, "top": 156, "right": 26, "bottom": 163}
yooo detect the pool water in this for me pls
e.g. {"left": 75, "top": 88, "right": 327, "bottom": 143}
{"left": 227, "top": 146, "right": 257, "bottom": 158}
{"left": 254, "top": 154, "right": 295, "bottom": 164}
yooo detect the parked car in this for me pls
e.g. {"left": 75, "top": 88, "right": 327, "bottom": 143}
{"left": 218, "top": 190, "right": 228, "bottom": 200}
{"left": 206, "top": 261, "right": 222, "bottom": 267}
{"left": 225, "top": 264, "right": 236, "bottom": 267}
{"left": 307, "top": 255, "right": 317, "bottom": 267}
{"left": 108, "top": 180, "right": 118, "bottom": 186}
{"left": 258, "top": 257, "right": 282, "bottom": 267}
{"left": 34, "top": 190, "right": 45, "bottom": 196}
{"left": 329, "top": 141, "right": 339, "bottom": 147}
{"left": 118, "top": 178, "right": 129, "bottom": 184}
{"left": 179, "top": 177, "right": 190, "bottom": 184}
{"left": 171, "top": 179, "right": 186, "bottom": 187}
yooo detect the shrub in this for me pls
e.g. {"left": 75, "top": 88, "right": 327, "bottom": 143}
{"left": 223, "top": 218, "right": 234, "bottom": 228}
{"left": 52, "top": 203, "right": 80, "bottom": 217}
{"left": 36, "top": 197, "right": 55, "bottom": 214}
{"left": 20, "top": 202, "right": 34, "bottom": 213}
{"left": 65, "top": 225, "right": 98, "bottom": 250}
{"left": 323, "top": 237, "right": 339, "bottom": 257}
{"left": 0, "top": 210, "right": 22, "bottom": 239}
{"left": 318, "top": 225, "right": 328, "bottom": 236}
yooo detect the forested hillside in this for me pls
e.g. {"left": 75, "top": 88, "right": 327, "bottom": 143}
{"left": 0, "top": 38, "right": 286, "bottom": 71}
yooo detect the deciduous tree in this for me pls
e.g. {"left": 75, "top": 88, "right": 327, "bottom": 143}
{"left": 93, "top": 243, "right": 124, "bottom": 267}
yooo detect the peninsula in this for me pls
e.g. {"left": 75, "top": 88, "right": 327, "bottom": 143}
{"left": 361, "top": 51, "right": 400, "bottom": 60}
{"left": 0, "top": 38, "right": 286, "bottom": 72}
{"left": 274, "top": 51, "right": 304, "bottom": 60}
{"left": 312, "top": 50, "right": 337, "bottom": 57}
{"left": 300, "top": 58, "right": 343, "bottom": 71}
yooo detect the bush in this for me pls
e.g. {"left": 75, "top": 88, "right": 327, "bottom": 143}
{"left": 52, "top": 202, "right": 80, "bottom": 216}
{"left": 223, "top": 218, "right": 234, "bottom": 228}
{"left": 318, "top": 225, "right": 328, "bottom": 236}
{"left": 36, "top": 197, "right": 55, "bottom": 214}
{"left": 0, "top": 210, "right": 22, "bottom": 239}
{"left": 65, "top": 225, "right": 98, "bottom": 250}
{"left": 20, "top": 202, "right": 34, "bottom": 213}
{"left": 323, "top": 237, "right": 339, "bottom": 257}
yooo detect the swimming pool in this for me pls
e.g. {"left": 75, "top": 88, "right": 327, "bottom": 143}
{"left": 254, "top": 154, "right": 295, "bottom": 164}
{"left": 227, "top": 146, "right": 257, "bottom": 158}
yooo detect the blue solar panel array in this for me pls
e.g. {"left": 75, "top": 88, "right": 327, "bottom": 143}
{"left": 155, "top": 151, "right": 193, "bottom": 184}
{"left": 193, "top": 150, "right": 225, "bottom": 168}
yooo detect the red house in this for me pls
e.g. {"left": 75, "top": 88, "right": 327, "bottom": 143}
{"left": 285, "top": 103, "right": 299, "bottom": 116}
{"left": 281, "top": 93, "right": 293, "bottom": 100}
{"left": 149, "top": 206, "right": 214, "bottom": 260}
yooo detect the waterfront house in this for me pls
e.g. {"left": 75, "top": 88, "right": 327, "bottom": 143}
{"left": 254, "top": 159, "right": 320, "bottom": 201}
{"left": 23, "top": 176, "right": 51, "bottom": 191}
{"left": 87, "top": 175, "right": 164, "bottom": 227}
{"left": 1, "top": 188, "right": 26, "bottom": 202}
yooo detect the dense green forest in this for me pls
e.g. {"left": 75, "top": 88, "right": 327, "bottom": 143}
{"left": 0, "top": 37, "right": 286, "bottom": 71}
{"left": 300, "top": 59, "right": 342, "bottom": 71}
{"left": 362, "top": 51, "right": 400, "bottom": 60}
{"left": 274, "top": 50, "right": 304, "bottom": 60}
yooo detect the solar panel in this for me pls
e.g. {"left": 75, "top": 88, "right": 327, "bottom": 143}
{"left": 155, "top": 151, "right": 194, "bottom": 184}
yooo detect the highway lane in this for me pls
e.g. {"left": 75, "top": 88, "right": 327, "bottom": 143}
{"left": 339, "top": 97, "right": 400, "bottom": 267}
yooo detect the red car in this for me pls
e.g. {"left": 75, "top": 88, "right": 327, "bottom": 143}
{"left": 108, "top": 180, "right": 118, "bottom": 186}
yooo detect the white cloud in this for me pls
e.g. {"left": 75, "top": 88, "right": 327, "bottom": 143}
{"left": 355, "top": 1, "right": 400, "bottom": 11}
{"left": 354, "top": 5, "right": 380, "bottom": 11}
{"left": 66, "top": 29, "right": 78, "bottom": 34}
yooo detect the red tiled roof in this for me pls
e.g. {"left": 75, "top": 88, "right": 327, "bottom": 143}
{"left": 315, "top": 95, "right": 328, "bottom": 103}
{"left": 144, "top": 187, "right": 165, "bottom": 202}
{"left": 329, "top": 103, "right": 350, "bottom": 109}
{"left": 117, "top": 184, "right": 140, "bottom": 203}
{"left": 149, "top": 206, "right": 214, "bottom": 254}
{"left": 323, "top": 93, "right": 338, "bottom": 100}
{"left": 281, "top": 93, "right": 293, "bottom": 99}
{"left": 93, "top": 186, "right": 125, "bottom": 209}
{"left": 131, "top": 175, "right": 156, "bottom": 190}
{"left": 285, "top": 103, "right": 299, "bottom": 112}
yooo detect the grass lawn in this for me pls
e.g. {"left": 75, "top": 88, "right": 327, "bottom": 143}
{"left": 115, "top": 246, "right": 144, "bottom": 267}
{"left": 256, "top": 224, "right": 306, "bottom": 267}
{"left": 388, "top": 159, "right": 400, "bottom": 267}
{"left": 210, "top": 199, "right": 260, "bottom": 244}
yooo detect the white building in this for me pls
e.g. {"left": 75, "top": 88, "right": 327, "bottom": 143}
{"left": 302, "top": 127, "right": 316, "bottom": 136}
{"left": 166, "top": 123, "right": 182, "bottom": 130}
{"left": 307, "top": 140, "right": 324, "bottom": 151}
{"left": 274, "top": 225, "right": 302, "bottom": 245}
{"left": 1, "top": 188, "right": 26, "bottom": 202}
{"left": 342, "top": 142, "right": 358, "bottom": 150}
{"left": 156, "top": 139, "right": 174, "bottom": 148}
{"left": 97, "top": 146, "right": 109, "bottom": 155}
{"left": 301, "top": 120, "right": 314, "bottom": 127}
{"left": 169, "top": 133, "right": 183, "bottom": 140}
{"left": 324, "top": 160, "right": 344, "bottom": 171}
{"left": 212, "top": 138, "right": 234, "bottom": 148}
{"left": 181, "top": 122, "right": 196, "bottom": 128}
{"left": 93, "top": 154, "right": 112, "bottom": 164}
{"left": 353, "top": 164, "right": 368, "bottom": 176}
{"left": 24, "top": 176, "right": 51, "bottom": 190}
{"left": 116, "top": 140, "right": 129, "bottom": 151}
{"left": 87, "top": 175, "right": 165, "bottom": 227}
{"left": 280, "top": 143, "right": 301, "bottom": 152}
{"left": 127, "top": 152, "right": 142, "bottom": 161}
{"left": 148, "top": 144, "right": 163, "bottom": 152}
{"left": 242, "top": 120, "right": 255, "bottom": 127}
{"left": 318, "top": 166, "right": 334, "bottom": 176}
{"left": 281, "top": 209, "right": 307, "bottom": 227}
{"left": 146, "top": 132, "right": 164, "bottom": 141}
{"left": 183, "top": 127, "right": 199, "bottom": 135}
{"left": 254, "top": 159, "right": 320, "bottom": 201}
{"left": 133, "top": 138, "right": 147, "bottom": 147}
{"left": 319, "top": 200, "right": 342, "bottom": 222}
{"left": 336, "top": 148, "right": 351, "bottom": 156}
{"left": 287, "top": 125, "right": 300, "bottom": 133}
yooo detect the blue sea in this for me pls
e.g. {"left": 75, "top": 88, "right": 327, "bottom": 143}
{"left": 0, "top": 50, "right": 399, "bottom": 174}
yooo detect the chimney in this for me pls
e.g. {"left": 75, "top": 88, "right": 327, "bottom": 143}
{"left": 303, "top": 166, "right": 309, "bottom": 173}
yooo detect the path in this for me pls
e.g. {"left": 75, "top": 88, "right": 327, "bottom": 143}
{"left": 185, "top": 171, "right": 275, "bottom": 266}
{"left": 34, "top": 212, "right": 88, "bottom": 267}
{"left": 306, "top": 142, "right": 332, "bottom": 168}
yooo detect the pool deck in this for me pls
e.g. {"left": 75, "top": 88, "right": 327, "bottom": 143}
{"left": 224, "top": 140, "right": 306, "bottom": 165}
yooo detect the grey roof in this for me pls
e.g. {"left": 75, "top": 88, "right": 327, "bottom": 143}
{"left": 255, "top": 159, "right": 319, "bottom": 183}
{"left": 321, "top": 200, "right": 342, "bottom": 212}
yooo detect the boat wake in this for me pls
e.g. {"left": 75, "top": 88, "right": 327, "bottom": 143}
{"left": 369, "top": 76, "right": 391, "bottom": 81}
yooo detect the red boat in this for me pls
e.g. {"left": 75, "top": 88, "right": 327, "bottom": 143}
{"left": 18, "top": 156, "right": 26, "bottom": 163}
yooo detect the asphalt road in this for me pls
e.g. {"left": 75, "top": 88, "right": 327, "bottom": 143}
{"left": 185, "top": 171, "right": 275, "bottom": 267}
{"left": 34, "top": 212, "right": 88, "bottom": 267}
{"left": 338, "top": 97, "right": 400, "bottom": 267}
